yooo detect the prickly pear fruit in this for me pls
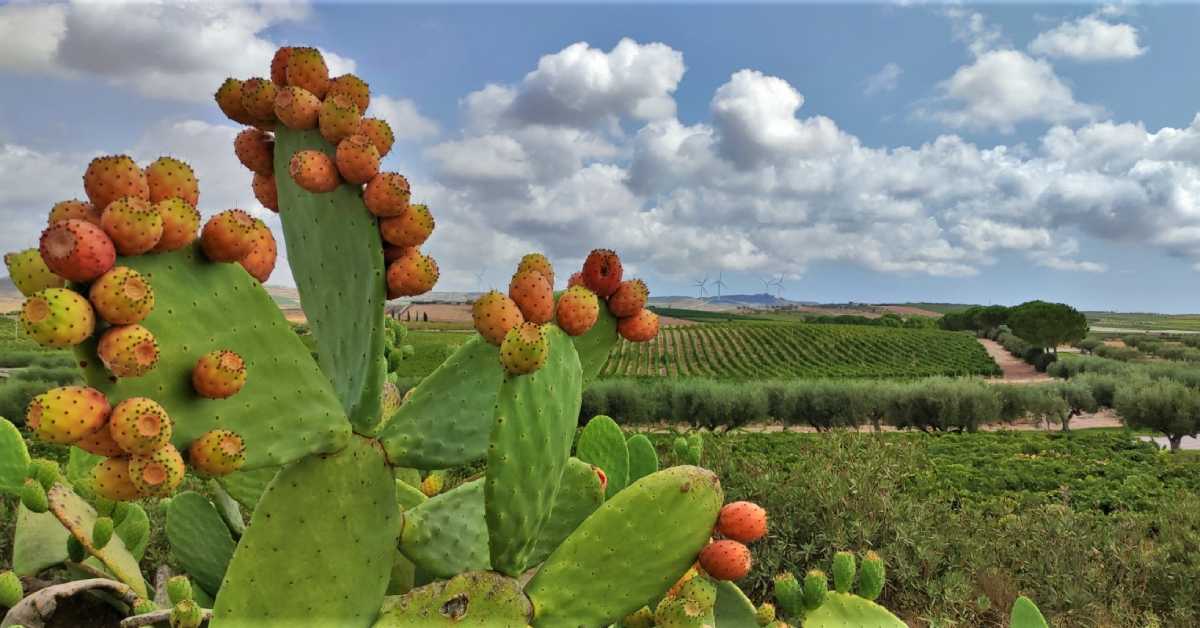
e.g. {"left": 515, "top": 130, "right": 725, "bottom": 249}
{"left": 517, "top": 253, "right": 555, "bottom": 288}
{"left": 717, "top": 501, "right": 768, "bottom": 544}
{"left": 91, "top": 457, "right": 140, "bottom": 501}
{"left": 555, "top": 285, "right": 599, "bottom": 336}
{"left": 188, "top": 429, "right": 245, "bottom": 477}
{"left": 132, "top": 598, "right": 158, "bottom": 615}
{"left": 152, "top": 198, "right": 201, "bottom": 252}
{"left": 21, "top": 288, "right": 94, "bottom": 347}
{"left": 567, "top": 271, "right": 584, "bottom": 288}
{"left": 251, "top": 172, "right": 278, "bottom": 212}
{"left": 200, "top": 209, "right": 256, "bottom": 262}
{"left": 129, "top": 443, "right": 185, "bottom": 497}
{"left": 698, "top": 539, "right": 751, "bottom": 581}
{"left": 319, "top": 94, "right": 362, "bottom": 144}
{"left": 285, "top": 46, "right": 330, "bottom": 99}
{"left": 359, "top": 117, "right": 394, "bottom": 157}
{"left": 582, "top": 248, "right": 623, "bottom": 297}
{"left": 832, "top": 551, "right": 856, "bottom": 594}
{"left": 101, "top": 196, "right": 163, "bottom": 256}
{"left": 858, "top": 551, "right": 884, "bottom": 601}
{"left": 109, "top": 397, "right": 172, "bottom": 455}
{"left": 622, "top": 606, "right": 654, "bottom": 628}
{"left": 234, "top": 128, "right": 274, "bottom": 175}
{"left": 144, "top": 157, "right": 199, "bottom": 207}
{"left": 472, "top": 290, "right": 525, "bottom": 346}
{"left": 89, "top": 266, "right": 154, "bottom": 325}
{"left": 192, "top": 350, "right": 247, "bottom": 398}
{"left": 5, "top": 249, "right": 64, "bottom": 297}
{"left": 27, "top": 458, "right": 60, "bottom": 491}
{"left": 328, "top": 73, "right": 370, "bottom": 112}
{"left": 756, "top": 602, "right": 777, "bottom": 626}
{"left": 274, "top": 85, "right": 321, "bottom": 129}
{"left": 667, "top": 566, "right": 699, "bottom": 598}
{"left": 92, "top": 516, "right": 114, "bottom": 549}
{"left": 240, "top": 77, "right": 278, "bottom": 122}
{"left": 379, "top": 203, "right": 434, "bottom": 248}
{"left": 0, "top": 570, "right": 22, "bottom": 609}
{"left": 677, "top": 574, "right": 719, "bottom": 607}
{"left": 166, "top": 575, "right": 193, "bottom": 604}
{"left": 270, "top": 47, "right": 293, "bottom": 85}
{"left": 508, "top": 269, "right": 553, "bottom": 324}
{"left": 238, "top": 218, "right": 277, "bottom": 283}
{"left": 49, "top": 199, "right": 101, "bottom": 226}
{"left": 500, "top": 322, "right": 549, "bottom": 375}
{"left": 170, "top": 598, "right": 203, "bottom": 628}
{"left": 386, "top": 247, "right": 439, "bottom": 298}
{"left": 363, "top": 172, "right": 410, "bottom": 217}
{"left": 619, "top": 308, "right": 659, "bottom": 342}
{"left": 39, "top": 219, "right": 116, "bottom": 282}
{"left": 83, "top": 155, "right": 149, "bottom": 214}
{"left": 215, "top": 78, "right": 255, "bottom": 125}
{"left": 802, "top": 570, "right": 828, "bottom": 610}
{"left": 76, "top": 422, "right": 125, "bottom": 457}
{"left": 97, "top": 324, "right": 159, "bottom": 378}
{"left": 773, "top": 572, "right": 803, "bottom": 619}
{"left": 26, "top": 386, "right": 109, "bottom": 443}
{"left": 655, "top": 593, "right": 713, "bottom": 627}
{"left": 419, "top": 471, "right": 444, "bottom": 497}
{"left": 289, "top": 149, "right": 340, "bottom": 193}
{"left": 609, "top": 279, "right": 648, "bottom": 318}
{"left": 593, "top": 465, "right": 608, "bottom": 494}
{"left": 21, "top": 479, "right": 48, "bottom": 514}
{"left": 334, "top": 134, "right": 380, "bottom": 184}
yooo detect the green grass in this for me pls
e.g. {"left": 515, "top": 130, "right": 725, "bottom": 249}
{"left": 389, "top": 330, "right": 472, "bottom": 377}
{"left": 1086, "top": 311, "right": 1200, "bottom": 332}
{"left": 891, "top": 302, "right": 979, "bottom": 314}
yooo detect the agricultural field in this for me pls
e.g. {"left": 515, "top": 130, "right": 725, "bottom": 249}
{"left": 1085, "top": 311, "right": 1200, "bottom": 332}
{"left": 599, "top": 321, "right": 1000, "bottom": 379}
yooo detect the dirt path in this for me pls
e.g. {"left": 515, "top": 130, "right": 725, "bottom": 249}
{"left": 976, "top": 338, "right": 1048, "bottom": 383}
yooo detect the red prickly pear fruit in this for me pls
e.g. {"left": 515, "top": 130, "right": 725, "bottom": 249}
{"left": 144, "top": 157, "right": 199, "bottom": 207}
{"left": 39, "top": 219, "right": 116, "bottom": 282}
{"left": 289, "top": 149, "right": 340, "bottom": 193}
{"left": 240, "top": 77, "right": 278, "bottom": 122}
{"left": 567, "top": 272, "right": 585, "bottom": 288}
{"left": 508, "top": 269, "right": 554, "bottom": 324}
{"left": 582, "top": 249, "right": 623, "bottom": 298}
{"left": 386, "top": 248, "right": 439, "bottom": 298}
{"left": 271, "top": 47, "right": 293, "bottom": 85}
{"left": 108, "top": 397, "right": 172, "bottom": 455}
{"left": 101, "top": 196, "right": 163, "bottom": 256}
{"left": 152, "top": 198, "right": 201, "bottom": 252}
{"left": 5, "top": 249, "right": 64, "bottom": 297}
{"left": 698, "top": 540, "right": 752, "bottom": 581}
{"left": 379, "top": 203, "right": 434, "bottom": 248}
{"left": 717, "top": 501, "right": 768, "bottom": 543}
{"left": 472, "top": 290, "right": 525, "bottom": 346}
{"left": 76, "top": 422, "right": 125, "bottom": 457}
{"left": 215, "top": 78, "right": 255, "bottom": 125}
{"left": 192, "top": 350, "right": 247, "bottom": 399}
{"left": 500, "top": 322, "right": 549, "bottom": 375}
{"left": 286, "top": 47, "right": 330, "bottom": 99}
{"left": 90, "top": 457, "right": 140, "bottom": 501}
{"left": 26, "top": 386, "right": 110, "bottom": 444}
{"left": 21, "top": 288, "right": 94, "bottom": 347}
{"left": 319, "top": 94, "right": 362, "bottom": 144}
{"left": 517, "top": 253, "right": 555, "bottom": 289}
{"left": 609, "top": 279, "right": 648, "bottom": 318}
{"left": 363, "top": 172, "right": 411, "bottom": 217}
{"left": 555, "top": 285, "right": 599, "bottom": 336}
{"left": 618, "top": 308, "right": 659, "bottom": 343}
{"left": 200, "top": 209, "right": 256, "bottom": 262}
{"left": 359, "top": 118, "right": 394, "bottom": 158}
{"left": 593, "top": 466, "right": 608, "bottom": 493}
{"left": 97, "top": 324, "right": 159, "bottom": 378}
{"left": 234, "top": 128, "right": 274, "bottom": 175}
{"left": 83, "top": 155, "right": 149, "bottom": 215}
{"left": 328, "top": 73, "right": 370, "bottom": 113}
{"left": 238, "top": 219, "right": 277, "bottom": 283}
{"left": 89, "top": 266, "right": 154, "bottom": 325}
{"left": 335, "top": 134, "right": 380, "bottom": 184}
{"left": 274, "top": 85, "right": 321, "bottom": 130}
{"left": 188, "top": 429, "right": 245, "bottom": 477}
{"left": 49, "top": 199, "right": 101, "bottom": 226}
{"left": 251, "top": 172, "right": 278, "bottom": 212}
{"left": 129, "top": 443, "right": 184, "bottom": 497}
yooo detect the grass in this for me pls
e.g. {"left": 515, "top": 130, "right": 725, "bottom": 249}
{"left": 647, "top": 306, "right": 764, "bottom": 323}
{"left": 1086, "top": 311, "right": 1200, "bottom": 332}
{"left": 389, "top": 329, "right": 472, "bottom": 377}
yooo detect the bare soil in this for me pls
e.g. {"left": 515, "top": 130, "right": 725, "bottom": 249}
{"left": 976, "top": 338, "right": 1048, "bottom": 383}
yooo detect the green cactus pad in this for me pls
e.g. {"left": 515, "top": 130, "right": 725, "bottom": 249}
{"left": 626, "top": 433, "right": 659, "bottom": 484}
{"left": 274, "top": 128, "right": 387, "bottom": 434}
{"left": 12, "top": 504, "right": 69, "bottom": 576}
{"left": 208, "top": 480, "right": 246, "bottom": 537}
{"left": 217, "top": 466, "right": 277, "bottom": 511}
{"left": 714, "top": 581, "right": 759, "bottom": 626}
{"left": 46, "top": 484, "right": 147, "bottom": 597}
{"left": 387, "top": 551, "right": 416, "bottom": 596}
{"left": 166, "top": 491, "right": 237, "bottom": 597}
{"left": 485, "top": 326, "right": 583, "bottom": 576}
{"left": 398, "top": 478, "right": 489, "bottom": 578}
{"left": 394, "top": 467, "right": 421, "bottom": 488}
{"left": 212, "top": 436, "right": 399, "bottom": 628}
{"left": 114, "top": 503, "right": 149, "bottom": 560}
{"left": 373, "top": 571, "right": 532, "bottom": 627}
{"left": 0, "top": 418, "right": 30, "bottom": 496}
{"left": 526, "top": 465, "right": 724, "bottom": 627}
{"left": 529, "top": 457, "right": 604, "bottom": 566}
{"left": 73, "top": 245, "right": 350, "bottom": 470}
{"left": 395, "top": 479, "right": 427, "bottom": 511}
{"left": 576, "top": 415, "right": 629, "bottom": 498}
{"left": 1010, "top": 596, "right": 1050, "bottom": 628}
{"left": 571, "top": 299, "right": 619, "bottom": 385}
{"left": 803, "top": 592, "right": 906, "bottom": 628}
{"left": 378, "top": 336, "right": 504, "bottom": 468}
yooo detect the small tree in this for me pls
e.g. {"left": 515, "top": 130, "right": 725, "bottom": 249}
{"left": 1051, "top": 380, "right": 1098, "bottom": 431}
{"left": 1008, "top": 300, "right": 1088, "bottom": 354}
{"left": 1114, "top": 380, "right": 1200, "bottom": 452}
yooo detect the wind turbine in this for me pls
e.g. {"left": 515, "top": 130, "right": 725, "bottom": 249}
{"left": 760, "top": 277, "right": 772, "bottom": 295}
{"left": 771, "top": 274, "right": 785, "bottom": 298}
{"left": 474, "top": 269, "right": 486, "bottom": 293}
{"left": 712, "top": 272, "right": 727, "bottom": 299}
{"left": 693, "top": 276, "right": 709, "bottom": 298}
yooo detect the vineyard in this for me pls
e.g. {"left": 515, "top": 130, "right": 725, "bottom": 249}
{"left": 599, "top": 322, "right": 1001, "bottom": 379}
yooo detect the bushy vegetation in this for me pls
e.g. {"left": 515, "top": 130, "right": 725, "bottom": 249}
{"left": 647, "top": 306, "right": 762, "bottom": 323}
{"left": 797, "top": 312, "right": 937, "bottom": 328}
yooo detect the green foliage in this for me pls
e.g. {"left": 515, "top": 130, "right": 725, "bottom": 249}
{"left": 1114, "top": 379, "right": 1200, "bottom": 451}
{"left": 1009, "top": 300, "right": 1088, "bottom": 351}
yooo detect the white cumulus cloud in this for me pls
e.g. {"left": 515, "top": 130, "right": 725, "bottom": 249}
{"left": 1029, "top": 15, "right": 1146, "bottom": 61}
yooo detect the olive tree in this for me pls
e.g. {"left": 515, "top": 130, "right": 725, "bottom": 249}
{"left": 1114, "top": 380, "right": 1200, "bottom": 452}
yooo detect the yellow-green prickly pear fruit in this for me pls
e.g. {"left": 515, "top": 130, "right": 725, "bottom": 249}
{"left": 187, "top": 429, "right": 246, "bottom": 477}
{"left": 499, "top": 322, "right": 549, "bottom": 375}
{"left": 756, "top": 601, "right": 777, "bottom": 626}
{"left": 169, "top": 599, "right": 203, "bottom": 628}
{"left": 4, "top": 248, "right": 64, "bottom": 297}
{"left": 0, "top": 570, "right": 22, "bottom": 608}
{"left": 20, "top": 288, "right": 95, "bottom": 348}
{"left": 622, "top": 606, "right": 654, "bottom": 628}
{"left": 167, "top": 575, "right": 193, "bottom": 604}
{"left": 92, "top": 516, "right": 114, "bottom": 549}
{"left": 26, "top": 386, "right": 110, "bottom": 444}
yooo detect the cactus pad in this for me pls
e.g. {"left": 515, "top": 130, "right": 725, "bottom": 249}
{"left": 803, "top": 592, "right": 906, "bottom": 628}
{"left": 570, "top": 300, "right": 618, "bottom": 384}
{"left": 373, "top": 571, "right": 531, "bottom": 627}
{"left": 12, "top": 504, "right": 70, "bottom": 576}
{"left": 714, "top": 580, "right": 759, "bottom": 626}
{"left": 217, "top": 466, "right": 277, "bottom": 511}
{"left": 528, "top": 457, "right": 604, "bottom": 566}
{"left": 1010, "top": 596, "right": 1050, "bottom": 628}
{"left": 166, "top": 491, "right": 237, "bottom": 597}
{"left": 398, "top": 479, "right": 490, "bottom": 578}
{"left": 0, "top": 418, "right": 30, "bottom": 496}
{"left": 46, "top": 483, "right": 147, "bottom": 597}
{"left": 626, "top": 433, "right": 659, "bottom": 484}
{"left": 576, "top": 415, "right": 629, "bottom": 498}
{"left": 394, "top": 479, "right": 428, "bottom": 512}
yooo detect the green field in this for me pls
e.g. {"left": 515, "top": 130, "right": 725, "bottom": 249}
{"left": 1086, "top": 311, "right": 1200, "bottom": 332}
{"left": 389, "top": 329, "right": 472, "bottom": 377}
{"left": 599, "top": 322, "right": 1000, "bottom": 379}
{"left": 647, "top": 306, "right": 763, "bottom": 322}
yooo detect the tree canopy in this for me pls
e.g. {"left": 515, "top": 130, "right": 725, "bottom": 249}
{"left": 1114, "top": 379, "right": 1200, "bottom": 452}
{"left": 1007, "top": 300, "right": 1088, "bottom": 352}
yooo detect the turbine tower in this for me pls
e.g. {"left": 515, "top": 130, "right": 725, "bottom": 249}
{"left": 713, "top": 272, "right": 727, "bottom": 299}
{"left": 760, "top": 277, "right": 772, "bottom": 295}
{"left": 474, "top": 269, "right": 487, "bottom": 293}
{"left": 771, "top": 274, "right": 785, "bottom": 298}
{"left": 693, "top": 276, "right": 709, "bottom": 298}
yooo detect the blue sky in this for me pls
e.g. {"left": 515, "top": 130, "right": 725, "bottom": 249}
{"left": 2, "top": 2, "right": 1199, "bottom": 312}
